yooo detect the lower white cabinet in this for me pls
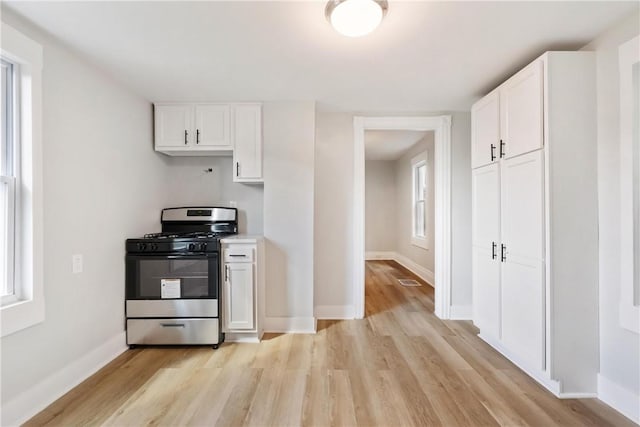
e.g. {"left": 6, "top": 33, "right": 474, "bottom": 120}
{"left": 224, "top": 262, "right": 254, "bottom": 330}
{"left": 221, "top": 237, "right": 264, "bottom": 341}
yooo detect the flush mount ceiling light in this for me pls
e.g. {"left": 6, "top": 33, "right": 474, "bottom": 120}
{"left": 325, "top": 0, "right": 388, "bottom": 37}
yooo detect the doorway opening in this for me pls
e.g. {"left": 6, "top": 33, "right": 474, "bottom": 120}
{"left": 353, "top": 116, "right": 452, "bottom": 319}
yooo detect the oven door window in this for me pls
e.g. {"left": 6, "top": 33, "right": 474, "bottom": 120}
{"left": 126, "top": 256, "right": 218, "bottom": 299}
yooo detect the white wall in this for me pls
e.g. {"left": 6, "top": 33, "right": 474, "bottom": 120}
{"left": 0, "top": 9, "right": 168, "bottom": 425}
{"left": 394, "top": 135, "right": 435, "bottom": 274}
{"left": 314, "top": 112, "right": 472, "bottom": 312}
{"left": 163, "top": 156, "right": 264, "bottom": 235}
{"left": 582, "top": 11, "right": 640, "bottom": 421}
{"left": 263, "top": 101, "right": 315, "bottom": 327}
{"left": 365, "top": 160, "right": 396, "bottom": 252}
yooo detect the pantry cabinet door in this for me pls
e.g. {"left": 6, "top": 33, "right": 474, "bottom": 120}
{"left": 501, "top": 60, "right": 544, "bottom": 160}
{"left": 472, "top": 163, "right": 501, "bottom": 338}
{"left": 471, "top": 91, "right": 500, "bottom": 169}
{"left": 500, "top": 150, "right": 545, "bottom": 371}
{"left": 154, "top": 104, "right": 193, "bottom": 148}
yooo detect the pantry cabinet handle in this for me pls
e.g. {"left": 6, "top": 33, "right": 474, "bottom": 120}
{"left": 500, "top": 139, "right": 505, "bottom": 158}
{"left": 184, "top": 130, "right": 188, "bottom": 145}
{"left": 490, "top": 144, "right": 496, "bottom": 162}
{"left": 161, "top": 323, "right": 185, "bottom": 328}
{"left": 501, "top": 244, "right": 507, "bottom": 262}
{"left": 196, "top": 129, "right": 200, "bottom": 144}
{"left": 491, "top": 242, "right": 497, "bottom": 260}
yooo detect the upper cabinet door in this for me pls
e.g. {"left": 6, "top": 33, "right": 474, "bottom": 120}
{"left": 471, "top": 91, "right": 500, "bottom": 169}
{"left": 501, "top": 60, "right": 544, "bottom": 160}
{"left": 154, "top": 105, "right": 193, "bottom": 148}
{"left": 194, "top": 104, "right": 231, "bottom": 148}
{"left": 233, "top": 104, "right": 263, "bottom": 182}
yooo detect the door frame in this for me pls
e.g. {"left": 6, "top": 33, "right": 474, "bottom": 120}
{"left": 353, "top": 115, "right": 453, "bottom": 319}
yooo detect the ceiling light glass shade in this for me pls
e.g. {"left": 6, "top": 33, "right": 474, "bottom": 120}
{"left": 326, "top": 0, "right": 388, "bottom": 37}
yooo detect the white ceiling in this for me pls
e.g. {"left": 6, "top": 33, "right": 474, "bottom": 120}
{"left": 365, "top": 130, "right": 429, "bottom": 160}
{"left": 3, "top": 1, "right": 638, "bottom": 112}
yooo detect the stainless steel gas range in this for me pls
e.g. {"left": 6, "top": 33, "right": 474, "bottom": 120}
{"left": 124, "top": 207, "right": 237, "bottom": 349}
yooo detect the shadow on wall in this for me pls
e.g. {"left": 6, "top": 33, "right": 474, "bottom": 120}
{"left": 264, "top": 239, "right": 288, "bottom": 318}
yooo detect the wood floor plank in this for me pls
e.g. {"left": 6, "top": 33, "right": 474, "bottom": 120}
{"left": 24, "top": 260, "right": 630, "bottom": 427}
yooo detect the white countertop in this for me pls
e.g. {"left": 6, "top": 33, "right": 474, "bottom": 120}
{"left": 220, "top": 235, "right": 264, "bottom": 244}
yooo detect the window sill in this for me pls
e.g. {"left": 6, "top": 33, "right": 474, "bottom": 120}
{"left": 1, "top": 296, "right": 44, "bottom": 337}
{"left": 411, "top": 237, "right": 429, "bottom": 250}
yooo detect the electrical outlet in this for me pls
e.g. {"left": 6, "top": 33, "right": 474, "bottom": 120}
{"left": 72, "top": 254, "right": 83, "bottom": 274}
{"left": 229, "top": 201, "right": 237, "bottom": 208}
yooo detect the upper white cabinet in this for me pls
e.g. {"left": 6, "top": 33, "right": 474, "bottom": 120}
{"left": 471, "top": 60, "right": 543, "bottom": 168}
{"left": 471, "top": 91, "right": 500, "bottom": 168}
{"left": 233, "top": 104, "right": 263, "bottom": 183}
{"left": 155, "top": 103, "right": 231, "bottom": 153}
{"left": 472, "top": 52, "right": 598, "bottom": 396}
{"left": 154, "top": 103, "right": 263, "bottom": 182}
{"left": 194, "top": 104, "right": 231, "bottom": 148}
{"left": 501, "top": 61, "right": 543, "bottom": 160}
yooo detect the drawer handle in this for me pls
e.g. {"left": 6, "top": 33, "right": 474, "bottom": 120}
{"left": 161, "top": 323, "right": 185, "bottom": 328}
{"left": 229, "top": 254, "right": 246, "bottom": 257}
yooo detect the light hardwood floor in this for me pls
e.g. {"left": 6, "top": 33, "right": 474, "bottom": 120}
{"left": 26, "top": 260, "right": 633, "bottom": 426}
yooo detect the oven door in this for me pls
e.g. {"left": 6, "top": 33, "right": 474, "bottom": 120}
{"left": 125, "top": 254, "right": 219, "bottom": 301}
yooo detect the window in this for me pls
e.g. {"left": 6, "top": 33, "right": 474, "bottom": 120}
{"left": 1, "top": 57, "right": 17, "bottom": 304}
{"left": 411, "top": 152, "right": 428, "bottom": 249}
{"left": 1, "top": 22, "right": 44, "bottom": 337}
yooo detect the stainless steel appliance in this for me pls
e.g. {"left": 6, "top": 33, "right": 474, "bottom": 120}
{"left": 125, "top": 207, "right": 237, "bottom": 349}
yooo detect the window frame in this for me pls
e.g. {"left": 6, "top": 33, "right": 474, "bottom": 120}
{"left": 1, "top": 57, "right": 19, "bottom": 305}
{"left": 1, "top": 22, "right": 44, "bottom": 337}
{"left": 411, "top": 151, "right": 428, "bottom": 250}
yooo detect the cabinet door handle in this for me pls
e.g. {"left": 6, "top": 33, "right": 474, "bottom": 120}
{"left": 501, "top": 244, "right": 507, "bottom": 262}
{"left": 224, "top": 265, "right": 229, "bottom": 282}
{"left": 490, "top": 144, "right": 496, "bottom": 162}
{"left": 196, "top": 129, "right": 200, "bottom": 144}
{"left": 184, "top": 130, "right": 188, "bottom": 145}
{"left": 491, "top": 242, "right": 497, "bottom": 260}
{"left": 236, "top": 162, "right": 239, "bottom": 177}
{"left": 500, "top": 139, "right": 506, "bottom": 158}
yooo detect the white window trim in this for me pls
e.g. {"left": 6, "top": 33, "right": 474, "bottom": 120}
{"left": 411, "top": 151, "right": 428, "bottom": 250}
{"left": 1, "top": 22, "right": 44, "bottom": 337}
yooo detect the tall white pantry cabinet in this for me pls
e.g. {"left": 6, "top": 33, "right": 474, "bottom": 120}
{"left": 471, "top": 52, "right": 598, "bottom": 396}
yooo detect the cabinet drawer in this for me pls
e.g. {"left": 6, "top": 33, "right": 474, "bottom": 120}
{"left": 127, "top": 318, "right": 220, "bottom": 345}
{"left": 223, "top": 246, "right": 254, "bottom": 263}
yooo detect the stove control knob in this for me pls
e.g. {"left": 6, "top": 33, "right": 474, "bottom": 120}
{"left": 150, "top": 243, "right": 158, "bottom": 252}
{"left": 201, "top": 243, "right": 207, "bottom": 251}
{"left": 188, "top": 243, "right": 195, "bottom": 251}
{"left": 138, "top": 243, "right": 147, "bottom": 251}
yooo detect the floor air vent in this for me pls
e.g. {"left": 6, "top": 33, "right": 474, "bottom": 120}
{"left": 398, "top": 279, "right": 421, "bottom": 287}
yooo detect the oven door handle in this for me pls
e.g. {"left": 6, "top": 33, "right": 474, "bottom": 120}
{"left": 160, "top": 323, "right": 186, "bottom": 328}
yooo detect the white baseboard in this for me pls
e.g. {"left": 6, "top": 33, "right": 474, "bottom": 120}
{"left": 315, "top": 305, "right": 355, "bottom": 319}
{"left": 1, "top": 331, "right": 127, "bottom": 426}
{"left": 598, "top": 373, "right": 640, "bottom": 424}
{"left": 479, "top": 333, "right": 561, "bottom": 396}
{"left": 365, "top": 251, "right": 395, "bottom": 260}
{"left": 557, "top": 392, "right": 598, "bottom": 399}
{"left": 449, "top": 304, "right": 472, "bottom": 320}
{"left": 263, "top": 316, "right": 316, "bottom": 333}
{"left": 393, "top": 252, "right": 435, "bottom": 286}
